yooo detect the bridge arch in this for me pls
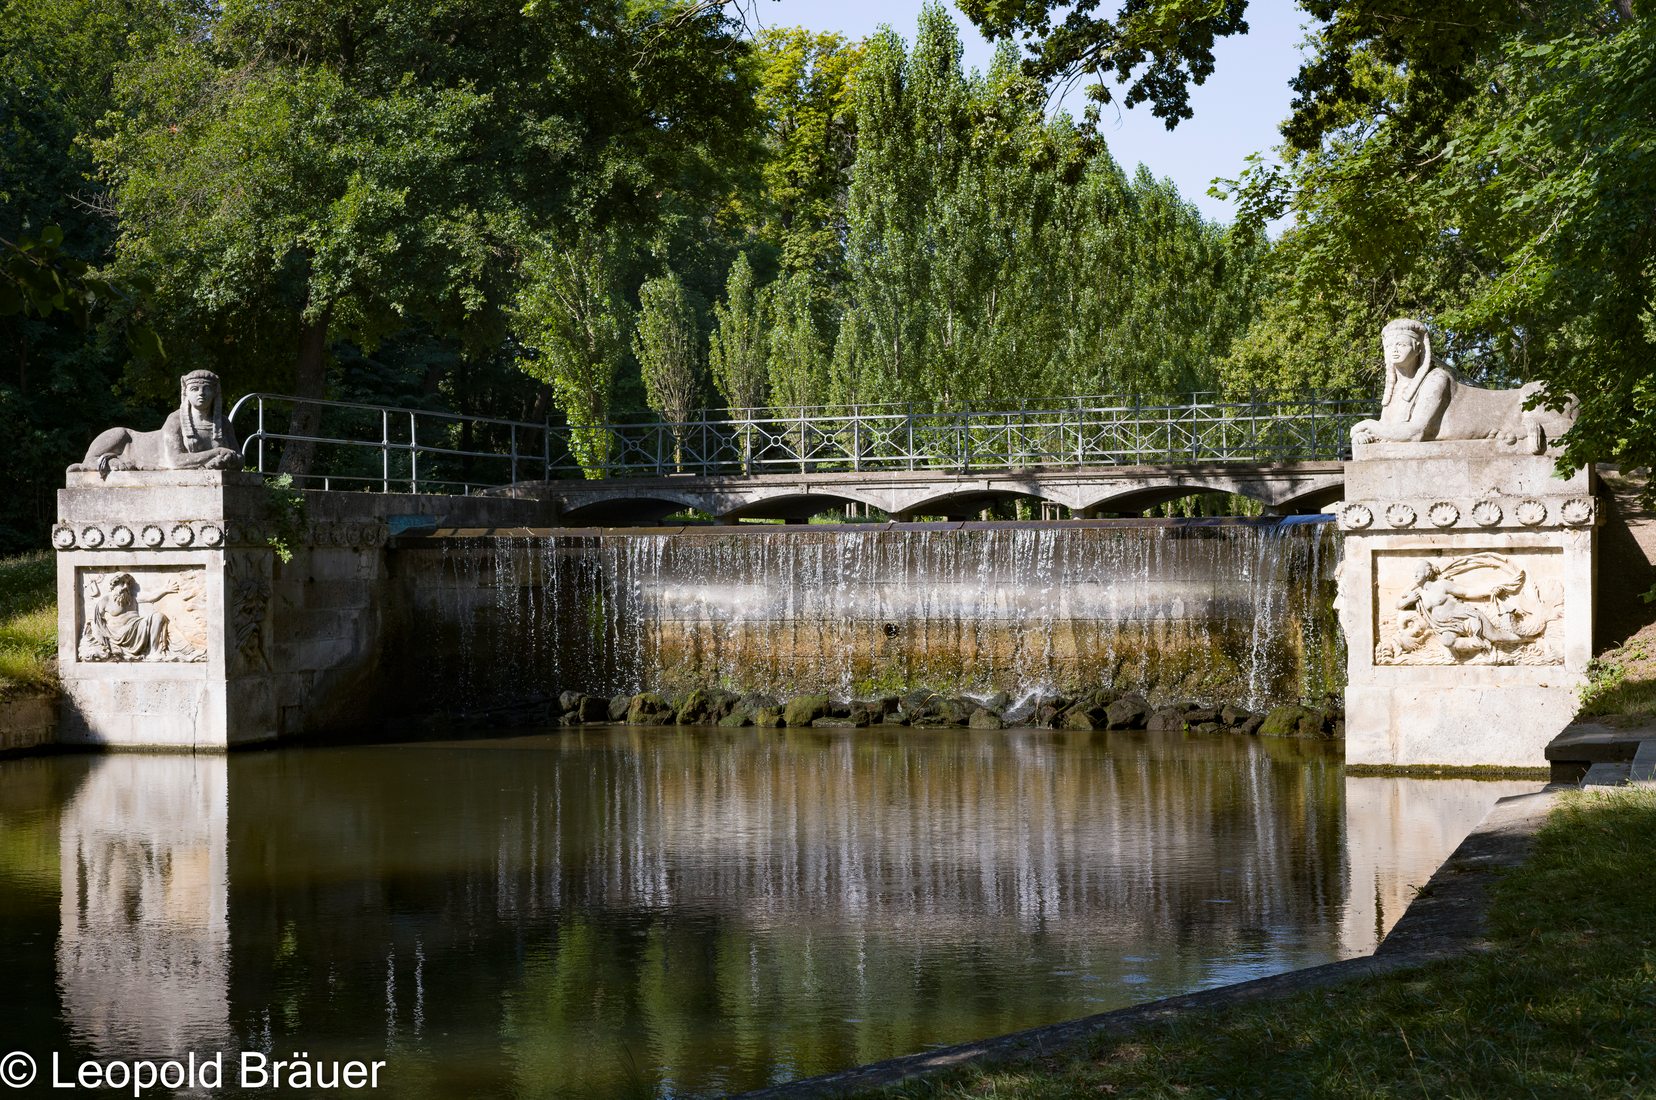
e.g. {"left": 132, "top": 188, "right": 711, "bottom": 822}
{"left": 558, "top": 491, "right": 709, "bottom": 524}
{"left": 715, "top": 490, "right": 886, "bottom": 522}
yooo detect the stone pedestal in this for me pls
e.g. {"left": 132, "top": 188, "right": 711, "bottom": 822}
{"left": 1335, "top": 443, "right": 1597, "bottom": 768}
{"left": 54, "top": 471, "right": 278, "bottom": 749}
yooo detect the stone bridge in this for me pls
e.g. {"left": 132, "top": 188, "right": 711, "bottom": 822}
{"left": 520, "top": 462, "right": 1349, "bottom": 523}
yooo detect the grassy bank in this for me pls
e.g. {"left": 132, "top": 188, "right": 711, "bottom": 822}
{"left": 1581, "top": 619, "right": 1656, "bottom": 719}
{"left": 874, "top": 787, "right": 1656, "bottom": 1099}
{"left": 0, "top": 552, "right": 56, "bottom": 699}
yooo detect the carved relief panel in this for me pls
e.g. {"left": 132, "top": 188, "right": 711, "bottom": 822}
{"left": 1371, "top": 548, "right": 1563, "bottom": 666}
{"left": 76, "top": 566, "right": 208, "bottom": 663}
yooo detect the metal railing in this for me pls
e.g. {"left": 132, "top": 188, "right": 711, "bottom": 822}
{"left": 228, "top": 392, "right": 1372, "bottom": 494}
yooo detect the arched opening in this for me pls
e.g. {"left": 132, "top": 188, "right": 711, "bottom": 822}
{"left": 719, "top": 492, "right": 879, "bottom": 523}
{"left": 894, "top": 489, "right": 1047, "bottom": 522}
{"left": 558, "top": 494, "right": 706, "bottom": 525}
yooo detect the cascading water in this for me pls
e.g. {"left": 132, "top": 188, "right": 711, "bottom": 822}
{"left": 407, "top": 519, "right": 1343, "bottom": 712}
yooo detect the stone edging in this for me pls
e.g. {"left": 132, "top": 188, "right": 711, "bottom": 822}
{"left": 735, "top": 786, "right": 1559, "bottom": 1100}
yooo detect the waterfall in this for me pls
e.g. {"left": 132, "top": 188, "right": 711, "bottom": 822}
{"left": 407, "top": 520, "right": 1342, "bottom": 712}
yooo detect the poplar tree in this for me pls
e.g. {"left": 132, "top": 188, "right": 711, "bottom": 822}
{"left": 708, "top": 253, "right": 770, "bottom": 410}
{"left": 633, "top": 270, "right": 704, "bottom": 467}
{"left": 766, "top": 273, "right": 827, "bottom": 411}
{"left": 513, "top": 231, "right": 631, "bottom": 478}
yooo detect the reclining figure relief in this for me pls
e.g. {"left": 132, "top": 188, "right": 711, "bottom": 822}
{"left": 1349, "top": 318, "right": 1575, "bottom": 453}
{"left": 71, "top": 370, "right": 243, "bottom": 476}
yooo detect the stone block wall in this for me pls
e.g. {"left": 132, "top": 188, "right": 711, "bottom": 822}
{"left": 54, "top": 471, "right": 550, "bottom": 749}
{"left": 1335, "top": 443, "right": 1597, "bottom": 768}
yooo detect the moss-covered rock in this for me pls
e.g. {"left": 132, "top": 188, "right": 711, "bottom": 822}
{"left": 1258, "top": 704, "right": 1332, "bottom": 740}
{"left": 627, "top": 692, "right": 673, "bottom": 726}
{"left": 784, "top": 694, "right": 831, "bottom": 727}
{"left": 969, "top": 707, "right": 1004, "bottom": 730}
{"left": 1105, "top": 696, "right": 1148, "bottom": 729}
{"left": 1061, "top": 706, "right": 1103, "bottom": 730}
{"left": 753, "top": 706, "right": 785, "bottom": 728}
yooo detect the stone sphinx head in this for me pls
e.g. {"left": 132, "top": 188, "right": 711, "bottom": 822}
{"left": 180, "top": 370, "right": 228, "bottom": 447}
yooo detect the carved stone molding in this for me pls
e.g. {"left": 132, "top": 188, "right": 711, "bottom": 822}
{"left": 225, "top": 554, "right": 271, "bottom": 673}
{"left": 306, "top": 520, "right": 390, "bottom": 549}
{"left": 54, "top": 517, "right": 389, "bottom": 551}
{"left": 1336, "top": 495, "right": 1597, "bottom": 532}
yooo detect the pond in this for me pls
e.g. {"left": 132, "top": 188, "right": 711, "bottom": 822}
{"left": 0, "top": 729, "right": 1534, "bottom": 1098}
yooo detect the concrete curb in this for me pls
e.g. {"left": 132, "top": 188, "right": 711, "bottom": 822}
{"left": 737, "top": 785, "right": 1559, "bottom": 1100}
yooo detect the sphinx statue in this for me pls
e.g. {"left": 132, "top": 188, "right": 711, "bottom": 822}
{"left": 71, "top": 370, "right": 244, "bottom": 476}
{"left": 1349, "top": 318, "right": 1575, "bottom": 453}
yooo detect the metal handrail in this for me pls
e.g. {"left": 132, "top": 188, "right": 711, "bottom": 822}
{"left": 228, "top": 391, "right": 1372, "bottom": 495}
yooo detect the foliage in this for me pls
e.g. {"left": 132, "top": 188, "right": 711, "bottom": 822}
{"left": 262, "top": 474, "right": 308, "bottom": 565}
{"left": 0, "top": 551, "right": 56, "bottom": 699}
{"left": 1580, "top": 627, "right": 1656, "bottom": 719}
{"left": 0, "top": 0, "right": 177, "bottom": 553}
{"left": 1221, "top": 2, "right": 1656, "bottom": 485}
{"left": 707, "top": 253, "right": 770, "bottom": 410}
{"left": 834, "top": 7, "right": 1256, "bottom": 410}
{"left": 766, "top": 272, "right": 828, "bottom": 410}
{"left": 957, "top": 0, "right": 1250, "bottom": 128}
{"left": 91, "top": 0, "right": 760, "bottom": 474}
{"left": 632, "top": 269, "right": 704, "bottom": 463}
{"left": 513, "top": 231, "right": 633, "bottom": 477}
{"left": 751, "top": 28, "right": 864, "bottom": 286}
{"left": 871, "top": 786, "right": 1656, "bottom": 1099}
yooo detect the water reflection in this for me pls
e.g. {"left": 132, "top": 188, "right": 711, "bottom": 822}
{"left": 0, "top": 732, "right": 1536, "bottom": 1098}
{"left": 57, "top": 756, "right": 230, "bottom": 1056}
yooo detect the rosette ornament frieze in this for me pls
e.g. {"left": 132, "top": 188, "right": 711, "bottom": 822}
{"left": 1336, "top": 495, "right": 1597, "bottom": 532}
{"left": 51, "top": 519, "right": 388, "bottom": 551}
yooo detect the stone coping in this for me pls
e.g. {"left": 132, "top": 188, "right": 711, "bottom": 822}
{"left": 1546, "top": 718, "right": 1656, "bottom": 764}
{"left": 1352, "top": 440, "right": 1571, "bottom": 462}
{"left": 392, "top": 515, "right": 1334, "bottom": 543}
{"left": 736, "top": 786, "right": 1558, "bottom": 1100}
{"left": 63, "top": 469, "right": 265, "bottom": 489}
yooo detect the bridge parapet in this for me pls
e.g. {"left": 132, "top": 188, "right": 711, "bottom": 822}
{"left": 228, "top": 392, "right": 1371, "bottom": 495}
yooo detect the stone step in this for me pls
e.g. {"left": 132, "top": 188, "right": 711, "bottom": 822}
{"left": 1582, "top": 761, "right": 1631, "bottom": 788}
{"left": 1630, "top": 739, "right": 1656, "bottom": 785}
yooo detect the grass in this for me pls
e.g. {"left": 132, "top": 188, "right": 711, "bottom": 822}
{"left": 0, "top": 552, "right": 57, "bottom": 700}
{"left": 870, "top": 787, "right": 1656, "bottom": 1099}
{"left": 1580, "top": 619, "right": 1656, "bottom": 719}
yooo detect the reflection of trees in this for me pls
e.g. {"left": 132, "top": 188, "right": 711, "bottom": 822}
{"left": 56, "top": 756, "right": 230, "bottom": 1057}
{"left": 225, "top": 732, "right": 1354, "bottom": 1097}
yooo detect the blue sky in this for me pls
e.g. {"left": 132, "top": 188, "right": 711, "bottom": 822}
{"left": 746, "top": 0, "right": 1309, "bottom": 225}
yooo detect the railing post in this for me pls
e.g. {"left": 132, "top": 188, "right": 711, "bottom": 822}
{"left": 543, "top": 417, "right": 551, "bottom": 482}
{"left": 381, "top": 408, "right": 390, "bottom": 493}
{"left": 257, "top": 398, "right": 266, "bottom": 473}
{"left": 906, "top": 404, "right": 915, "bottom": 471}
{"left": 852, "top": 407, "right": 862, "bottom": 473}
{"left": 799, "top": 408, "right": 807, "bottom": 474}
{"left": 409, "top": 411, "right": 419, "bottom": 494}
{"left": 510, "top": 423, "right": 519, "bottom": 485}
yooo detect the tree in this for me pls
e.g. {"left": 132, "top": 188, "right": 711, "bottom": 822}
{"left": 957, "top": 0, "right": 1250, "bottom": 127}
{"left": 767, "top": 272, "right": 828, "bottom": 411}
{"left": 967, "top": 0, "right": 1656, "bottom": 483}
{"left": 708, "top": 253, "right": 770, "bottom": 411}
{"left": 751, "top": 28, "right": 864, "bottom": 285}
{"left": 93, "top": 0, "right": 760, "bottom": 476}
{"left": 0, "top": 0, "right": 176, "bottom": 551}
{"left": 513, "top": 231, "right": 631, "bottom": 478}
{"left": 633, "top": 269, "right": 704, "bottom": 467}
